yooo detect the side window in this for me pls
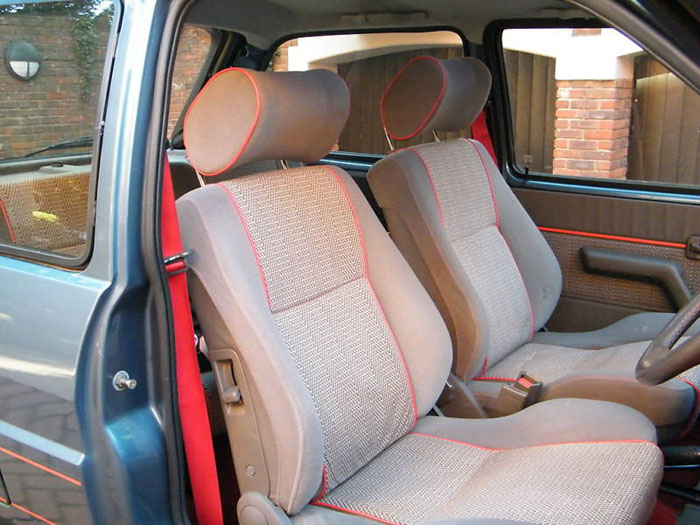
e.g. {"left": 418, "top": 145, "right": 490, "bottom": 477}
{"left": 502, "top": 27, "right": 700, "bottom": 187}
{"left": 168, "top": 24, "right": 216, "bottom": 139}
{"left": 0, "top": 0, "right": 116, "bottom": 261}
{"left": 273, "top": 31, "right": 464, "bottom": 155}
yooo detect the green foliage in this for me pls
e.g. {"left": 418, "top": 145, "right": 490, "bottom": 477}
{"left": 68, "top": 0, "right": 100, "bottom": 102}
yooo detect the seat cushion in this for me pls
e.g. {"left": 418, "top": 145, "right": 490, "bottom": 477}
{"left": 471, "top": 340, "right": 700, "bottom": 439}
{"left": 294, "top": 399, "right": 662, "bottom": 524}
{"left": 534, "top": 311, "right": 700, "bottom": 349}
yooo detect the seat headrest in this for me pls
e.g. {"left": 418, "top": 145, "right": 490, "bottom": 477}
{"left": 183, "top": 68, "right": 350, "bottom": 176}
{"left": 380, "top": 56, "right": 491, "bottom": 141}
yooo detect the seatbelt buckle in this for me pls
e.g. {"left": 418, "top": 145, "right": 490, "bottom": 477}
{"left": 492, "top": 371, "right": 542, "bottom": 417}
{"left": 164, "top": 250, "right": 192, "bottom": 276}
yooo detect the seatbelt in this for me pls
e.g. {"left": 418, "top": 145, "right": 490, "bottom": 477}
{"left": 161, "top": 157, "right": 224, "bottom": 525}
{"left": 470, "top": 109, "right": 498, "bottom": 167}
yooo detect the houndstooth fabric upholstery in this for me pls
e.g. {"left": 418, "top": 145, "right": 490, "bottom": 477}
{"left": 409, "top": 139, "right": 533, "bottom": 365}
{"left": 316, "top": 433, "right": 662, "bottom": 524}
{"left": 220, "top": 166, "right": 415, "bottom": 491}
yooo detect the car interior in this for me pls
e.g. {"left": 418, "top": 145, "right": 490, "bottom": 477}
{"left": 2, "top": 0, "right": 700, "bottom": 523}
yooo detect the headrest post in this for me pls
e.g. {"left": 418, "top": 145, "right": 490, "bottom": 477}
{"left": 280, "top": 159, "right": 290, "bottom": 170}
{"left": 432, "top": 130, "right": 441, "bottom": 143}
{"left": 195, "top": 170, "right": 206, "bottom": 188}
{"left": 383, "top": 127, "right": 396, "bottom": 152}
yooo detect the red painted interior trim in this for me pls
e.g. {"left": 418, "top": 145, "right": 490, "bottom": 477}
{"left": 538, "top": 226, "right": 686, "bottom": 249}
{"left": 0, "top": 446, "right": 81, "bottom": 486}
{"left": 0, "top": 496, "right": 57, "bottom": 525}
{"left": 380, "top": 56, "right": 447, "bottom": 141}
{"left": 183, "top": 67, "right": 262, "bottom": 177}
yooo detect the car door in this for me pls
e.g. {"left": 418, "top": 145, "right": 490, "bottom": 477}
{"left": 482, "top": 21, "right": 700, "bottom": 333}
{"left": 0, "top": 1, "right": 173, "bottom": 522}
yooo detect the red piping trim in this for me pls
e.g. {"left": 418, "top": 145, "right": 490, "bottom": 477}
{"left": 476, "top": 357, "right": 489, "bottom": 378}
{"left": 183, "top": 67, "right": 262, "bottom": 177}
{"left": 678, "top": 378, "right": 700, "bottom": 439}
{"left": 0, "top": 200, "right": 15, "bottom": 243}
{"left": 0, "top": 497, "right": 57, "bottom": 525}
{"left": 217, "top": 184, "right": 272, "bottom": 306}
{"left": 0, "top": 446, "right": 81, "bottom": 486}
{"left": 465, "top": 139, "right": 499, "bottom": 228}
{"left": 312, "top": 435, "right": 658, "bottom": 523}
{"left": 313, "top": 501, "right": 399, "bottom": 524}
{"left": 380, "top": 56, "right": 447, "bottom": 141}
{"left": 407, "top": 148, "right": 446, "bottom": 227}
{"left": 324, "top": 165, "right": 418, "bottom": 423}
{"left": 538, "top": 227, "right": 686, "bottom": 249}
{"left": 411, "top": 432, "right": 658, "bottom": 451}
{"left": 467, "top": 138, "right": 536, "bottom": 337}
{"left": 472, "top": 375, "right": 517, "bottom": 382}
{"left": 312, "top": 465, "right": 328, "bottom": 503}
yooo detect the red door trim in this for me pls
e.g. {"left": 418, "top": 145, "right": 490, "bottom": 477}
{"left": 538, "top": 226, "right": 686, "bottom": 249}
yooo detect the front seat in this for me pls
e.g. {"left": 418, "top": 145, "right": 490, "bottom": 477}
{"left": 177, "top": 66, "right": 662, "bottom": 524}
{"left": 368, "top": 56, "right": 700, "bottom": 441}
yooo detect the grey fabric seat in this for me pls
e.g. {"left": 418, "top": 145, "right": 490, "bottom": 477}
{"left": 367, "top": 56, "right": 700, "bottom": 441}
{"left": 178, "top": 66, "right": 662, "bottom": 524}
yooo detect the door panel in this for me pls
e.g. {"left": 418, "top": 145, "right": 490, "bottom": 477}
{"left": 515, "top": 188, "right": 700, "bottom": 332}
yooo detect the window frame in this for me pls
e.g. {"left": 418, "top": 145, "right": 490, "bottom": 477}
{"left": 483, "top": 18, "right": 700, "bottom": 205}
{"left": 0, "top": 0, "right": 123, "bottom": 268}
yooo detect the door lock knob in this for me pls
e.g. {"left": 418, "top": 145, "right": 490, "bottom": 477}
{"left": 113, "top": 370, "right": 137, "bottom": 391}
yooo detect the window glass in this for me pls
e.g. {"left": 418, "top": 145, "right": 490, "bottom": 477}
{"left": 275, "top": 31, "right": 464, "bottom": 155}
{"left": 168, "top": 24, "right": 216, "bottom": 139}
{"left": 502, "top": 27, "right": 700, "bottom": 187}
{"left": 0, "top": 0, "right": 115, "bottom": 259}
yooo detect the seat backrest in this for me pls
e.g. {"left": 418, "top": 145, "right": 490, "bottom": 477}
{"left": 369, "top": 57, "right": 562, "bottom": 380}
{"left": 178, "top": 67, "right": 451, "bottom": 514}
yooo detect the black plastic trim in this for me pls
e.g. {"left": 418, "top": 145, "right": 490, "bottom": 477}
{"left": 581, "top": 246, "right": 692, "bottom": 309}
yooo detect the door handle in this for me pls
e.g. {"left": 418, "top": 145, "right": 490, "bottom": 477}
{"left": 686, "top": 235, "right": 700, "bottom": 260}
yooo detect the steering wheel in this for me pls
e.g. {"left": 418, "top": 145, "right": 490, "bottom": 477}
{"left": 636, "top": 292, "right": 700, "bottom": 385}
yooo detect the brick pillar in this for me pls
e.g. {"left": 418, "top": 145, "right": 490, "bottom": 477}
{"left": 272, "top": 39, "right": 297, "bottom": 72}
{"left": 553, "top": 79, "right": 633, "bottom": 179}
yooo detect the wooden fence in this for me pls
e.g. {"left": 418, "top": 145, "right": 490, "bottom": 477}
{"left": 628, "top": 56, "right": 700, "bottom": 186}
{"left": 336, "top": 48, "right": 699, "bottom": 187}
{"left": 503, "top": 50, "right": 557, "bottom": 174}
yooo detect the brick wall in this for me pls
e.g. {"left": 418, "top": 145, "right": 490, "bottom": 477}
{"left": 553, "top": 79, "right": 633, "bottom": 179}
{"left": 0, "top": 13, "right": 110, "bottom": 159}
{"left": 271, "top": 39, "right": 296, "bottom": 72}
{"left": 168, "top": 26, "right": 213, "bottom": 137}
{"left": 0, "top": 15, "right": 212, "bottom": 158}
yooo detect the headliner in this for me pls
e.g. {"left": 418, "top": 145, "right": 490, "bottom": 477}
{"left": 187, "top": 0, "right": 592, "bottom": 48}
